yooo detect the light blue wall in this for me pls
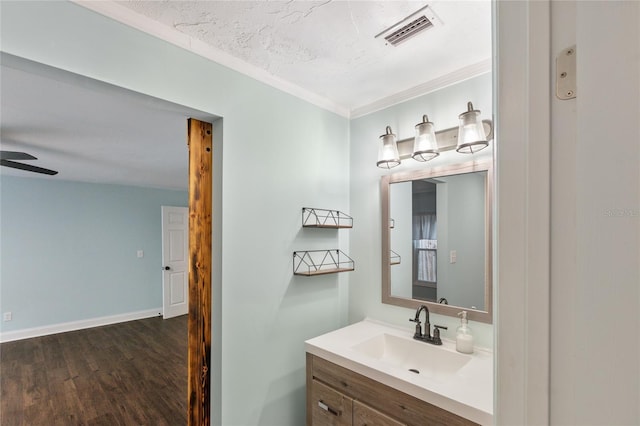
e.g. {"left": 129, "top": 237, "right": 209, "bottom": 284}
{"left": 0, "top": 2, "right": 349, "bottom": 425}
{"left": 0, "top": 176, "right": 187, "bottom": 330}
{"left": 349, "top": 73, "right": 494, "bottom": 348}
{"left": 389, "top": 181, "right": 413, "bottom": 298}
{"left": 436, "top": 173, "right": 486, "bottom": 310}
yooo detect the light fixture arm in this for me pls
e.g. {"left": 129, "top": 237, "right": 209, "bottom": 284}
{"left": 466, "top": 101, "right": 475, "bottom": 112}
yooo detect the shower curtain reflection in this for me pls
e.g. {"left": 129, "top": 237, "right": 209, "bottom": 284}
{"left": 413, "top": 213, "right": 437, "bottom": 285}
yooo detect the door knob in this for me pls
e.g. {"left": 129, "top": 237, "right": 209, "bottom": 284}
{"left": 163, "top": 266, "right": 171, "bottom": 271}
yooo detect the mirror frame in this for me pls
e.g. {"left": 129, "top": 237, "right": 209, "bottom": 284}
{"left": 381, "top": 160, "right": 493, "bottom": 323}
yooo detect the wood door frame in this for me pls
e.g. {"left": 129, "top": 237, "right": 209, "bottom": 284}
{"left": 187, "top": 118, "right": 213, "bottom": 425}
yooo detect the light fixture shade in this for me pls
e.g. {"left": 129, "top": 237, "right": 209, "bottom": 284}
{"left": 456, "top": 102, "right": 488, "bottom": 154}
{"left": 377, "top": 126, "right": 400, "bottom": 169}
{"left": 412, "top": 115, "right": 439, "bottom": 162}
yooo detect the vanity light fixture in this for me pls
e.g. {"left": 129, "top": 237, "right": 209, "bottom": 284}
{"left": 376, "top": 101, "right": 492, "bottom": 169}
{"left": 412, "top": 114, "right": 439, "bottom": 162}
{"left": 377, "top": 126, "right": 401, "bottom": 169}
{"left": 456, "top": 102, "right": 489, "bottom": 154}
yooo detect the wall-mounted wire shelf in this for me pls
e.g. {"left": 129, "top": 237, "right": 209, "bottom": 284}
{"left": 302, "top": 207, "right": 353, "bottom": 228}
{"left": 293, "top": 250, "right": 355, "bottom": 276}
{"left": 390, "top": 250, "right": 401, "bottom": 265}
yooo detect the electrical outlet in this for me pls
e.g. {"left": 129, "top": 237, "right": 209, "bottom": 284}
{"left": 3, "top": 312, "right": 12, "bottom": 321}
{"left": 137, "top": 250, "right": 144, "bottom": 258}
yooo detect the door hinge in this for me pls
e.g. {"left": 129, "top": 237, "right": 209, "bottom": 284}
{"left": 556, "top": 45, "right": 577, "bottom": 100}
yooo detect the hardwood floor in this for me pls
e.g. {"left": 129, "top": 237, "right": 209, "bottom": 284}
{"left": 0, "top": 315, "right": 187, "bottom": 426}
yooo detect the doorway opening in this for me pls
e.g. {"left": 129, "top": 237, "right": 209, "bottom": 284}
{"left": 0, "top": 53, "right": 219, "bottom": 425}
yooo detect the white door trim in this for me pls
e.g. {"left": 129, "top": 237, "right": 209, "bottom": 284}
{"left": 494, "top": 1, "right": 551, "bottom": 424}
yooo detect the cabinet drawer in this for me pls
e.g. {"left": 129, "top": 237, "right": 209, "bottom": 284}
{"left": 353, "top": 400, "right": 405, "bottom": 426}
{"left": 311, "top": 379, "right": 353, "bottom": 426}
{"left": 308, "top": 354, "right": 477, "bottom": 426}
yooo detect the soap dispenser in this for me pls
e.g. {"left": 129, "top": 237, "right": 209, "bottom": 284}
{"left": 456, "top": 311, "right": 474, "bottom": 354}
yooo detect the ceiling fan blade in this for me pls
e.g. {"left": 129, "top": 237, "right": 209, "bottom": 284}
{"left": 1, "top": 159, "right": 58, "bottom": 175}
{"left": 0, "top": 151, "right": 37, "bottom": 161}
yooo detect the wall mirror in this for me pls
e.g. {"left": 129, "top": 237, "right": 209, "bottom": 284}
{"left": 381, "top": 160, "right": 493, "bottom": 323}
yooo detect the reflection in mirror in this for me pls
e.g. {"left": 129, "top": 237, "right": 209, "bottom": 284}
{"left": 382, "top": 161, "right": 492, "bottom": 323}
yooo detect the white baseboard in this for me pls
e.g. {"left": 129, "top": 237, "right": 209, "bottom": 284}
{"left": 0, "top": 308, "right": 163, "bottom": 343}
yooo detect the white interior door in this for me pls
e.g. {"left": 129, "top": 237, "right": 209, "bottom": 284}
{"left": 162, "top": 206, "right": 189, "bottom": 319}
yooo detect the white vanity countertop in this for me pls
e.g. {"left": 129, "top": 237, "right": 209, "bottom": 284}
{"left": 305, "top": 318, "right": 493, "bottom": 425}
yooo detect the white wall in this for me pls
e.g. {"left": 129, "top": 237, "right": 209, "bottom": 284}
{"left": 493, "top": 1, "right": 552, "bottom": 421}
{"left": 550, "top": 1, "right": 640, "bottom": 424}
{"left": 349, "top": 73, "right": 494, "bottom": 349}
{"left": 0, "top": 3, "right": 350, "bottom": 425}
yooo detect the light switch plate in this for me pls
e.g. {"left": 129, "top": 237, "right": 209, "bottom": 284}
{"left": 137, "top": 250, "right": 144, "bottom": 258}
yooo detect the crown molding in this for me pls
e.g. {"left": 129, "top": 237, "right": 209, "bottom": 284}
{"left": 350, "top": 59, "right": 492, "bottom": 119}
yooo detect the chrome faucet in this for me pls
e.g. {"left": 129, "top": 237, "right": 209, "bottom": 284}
{"left": 409, "top": 304, "right": 447, "bottom": 345}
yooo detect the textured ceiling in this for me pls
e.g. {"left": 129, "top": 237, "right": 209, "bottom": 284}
{"left": 114, "top": 0, "right": 492, "bottom": 115}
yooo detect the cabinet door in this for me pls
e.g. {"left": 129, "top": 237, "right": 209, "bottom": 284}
{"left": 353, "top": 400, "right": 406, "bottom": 426}
{"left": 311, "top": 379, "right": 353, "bottom": 425}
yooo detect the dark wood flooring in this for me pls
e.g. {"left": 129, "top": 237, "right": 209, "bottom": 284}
{"left": 0, "top": 315, "right": 187, "bottom": 426}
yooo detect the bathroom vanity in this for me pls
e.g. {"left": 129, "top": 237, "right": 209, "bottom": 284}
{"left": 305, "top": 320, "right": 492, "bottom": 426}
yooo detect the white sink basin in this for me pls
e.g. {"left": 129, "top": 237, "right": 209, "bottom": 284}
{"left": 305, "top": 319, "right": 493, "bottom": 425}
{"left": 351, "top": 333, "right": 471, "bottom": 378}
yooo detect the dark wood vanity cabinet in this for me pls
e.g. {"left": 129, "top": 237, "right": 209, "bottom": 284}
{"left": 306, "top": 353, "right": 478, "bottom": 426}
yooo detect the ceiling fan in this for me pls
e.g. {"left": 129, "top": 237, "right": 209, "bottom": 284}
{"left": 0, "top": 150, "right": 58, "bottom": 175}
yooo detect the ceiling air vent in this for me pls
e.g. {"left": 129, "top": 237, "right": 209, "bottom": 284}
{"left": 384, "top": 15, "right": 433, "bottom": 46}
{"left": 375, "top": 5, "right": 441, "bottom": 47}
